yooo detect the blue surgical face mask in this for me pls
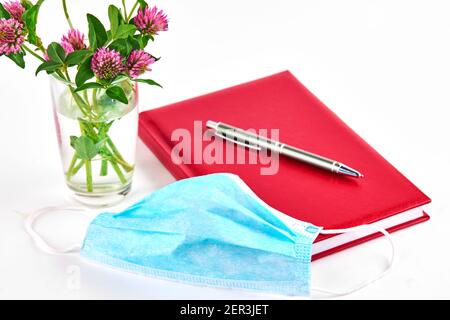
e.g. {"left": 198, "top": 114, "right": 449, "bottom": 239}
{"left": 25, "top": 173, "right": 394, "bottom": 297}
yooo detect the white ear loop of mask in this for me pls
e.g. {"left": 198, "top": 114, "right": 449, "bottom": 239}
{"left": 311, "top": 224, "right": 395, "bottom": 298}
{"left": 25, "top": 206, "right": 91, "bottom": 255}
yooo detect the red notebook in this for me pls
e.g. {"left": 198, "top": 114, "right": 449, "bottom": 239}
{"left": 139, "top": 70, "right": 431, "bottom": 260}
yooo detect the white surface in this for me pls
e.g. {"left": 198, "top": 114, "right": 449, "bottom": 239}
{"left": 0, "top": 0, "right": 448, "bottom": 299}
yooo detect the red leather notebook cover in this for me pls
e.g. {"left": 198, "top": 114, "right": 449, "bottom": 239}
{"left": 139, "top": 70, "right": 431, "bottom": 259}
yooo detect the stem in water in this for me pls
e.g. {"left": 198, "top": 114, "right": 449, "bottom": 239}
{"left": 85, "top": 160, "right": 93, "bottom": 192}
{"left": 100, "top": 159, "right": 108, "bottom": 176}
{"left": 110, "top": 160, "right": 127, "bottom": 184}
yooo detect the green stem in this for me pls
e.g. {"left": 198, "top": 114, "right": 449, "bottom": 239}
{"left": 100, "top": 159, "right": 108, "bottom": 176}
{"left": 92, "top": 88, "right": 99, "bottom": 115}
{"left": 122, "top": 0, "right": 128, "bottom": 22}
{"left": 106, "top": 136, "right": 134, "bottom": 172}
{"left": 106, "top": 136, "right": 125, "bottom": 161}
{"left": 62, "top": 0, "right": 74, "bottom": 29}
{"left": 22, "top": 44, "right": 45, "bottom": 62}
{"left": 70, "top": 87, "right": 92, "bottom": 119}
{"left": 64, "top": 68, "right": 71, "bottom": 81}
{"left": 83, "top": 90, "right": 90, "bottom": 111}
{"left": 56, "top": 69, "right": 67, "bottom": 81}
{"left": 66, "top": 154, "right": 78, "bottom": 180}
{"left": 85, "top": 160, "right": 93, "bottom": 192}
{"left": 113, "top": 155, "right": 134, "bottom": 172}
{"left": 127, "top": 0, "right": 139, "bottom": 21}
{"left": 70, "top": 160, "right": 85, "bottom": 178}
{"left": 110, "top": 160, "right": 127, "bottom": 184}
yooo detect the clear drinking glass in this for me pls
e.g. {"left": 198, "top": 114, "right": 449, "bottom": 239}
{"left": 50, "top": 76, "right": 138, "bottom": 207}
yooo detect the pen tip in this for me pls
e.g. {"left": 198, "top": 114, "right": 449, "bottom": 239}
{"left": 338, "top": 165, "right": 364, "bottom": 178}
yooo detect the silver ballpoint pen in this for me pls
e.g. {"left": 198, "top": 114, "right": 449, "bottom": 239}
{"left": 206, "top": 121, "right": 363, "bottom": 178}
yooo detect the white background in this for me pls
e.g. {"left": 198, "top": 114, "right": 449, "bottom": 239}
{"left": 0, "top": 0, "right": 449, "bottom": 299}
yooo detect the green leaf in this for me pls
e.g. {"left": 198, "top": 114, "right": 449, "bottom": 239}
{"left": 106, "top": 86, "right": 128, "bottom": 104}
{"left": 128, "top": 35, "right": 140, "bottom": 50}
{"left": 132, "top": 78, "right": 162, "bottom": 88}
{"left": 87, "top": 14, "right": 108, "bottom": 49}
{"left": 137, "top": 34, "right": 152, "bottom": 48}
{"left": 21, "top": 0, "right": 34, "bottom": 10}
{"left": 72, "top": 136, "right": 99, "bottom": 160}
{"left": 108, "top": 5, "right": 120, "bottom": 38}
{"left": 108, "top": 38, "right": 133, "bottom": 57}
{"left": 66, "top": 50, "right": 92, "bottom": 67}
{"left": 35, "top": 60, "right": 61, "bottom": 75}
{"left": 0, "top": 3, "right": 11, "bottom": 18}
{"left": 95, "top": 138, "right": 107, "bottom": 149}
{"left": 97, "top": 121, "right": 114, "bottom": 140}
{"left": 22, "top": 0, "right": 45, "bottom": 46}
{"left": 6, "top": 52, "right": 26, "bottom": 68}
{"left": 75, "top": 82, "right": 104, "bottom": 92}
{"left": 75, "top": 57, "right": 94, "bottom": 87}
{"left": 137, "top": 0, "right": 148, "bottom": 9}
{"left": 115, "top": 24, "right": 137, "bottom": 40}
{"left": 110, "top": 74, "right": 129, "bottom": 85}
{"left": 46, "top": 42, "right": 66, "bottom": 64}
{"left": 70, "top": 136, "right": 78, "bottom": 148}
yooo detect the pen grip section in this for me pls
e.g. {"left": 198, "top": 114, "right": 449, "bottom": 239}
{"left": 216, "top": 124, "right": 275, "bottom": 151}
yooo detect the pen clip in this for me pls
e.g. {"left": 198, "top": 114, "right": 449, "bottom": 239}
{"left": 215, "top": 133, "right": 262, "bottom": 151}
